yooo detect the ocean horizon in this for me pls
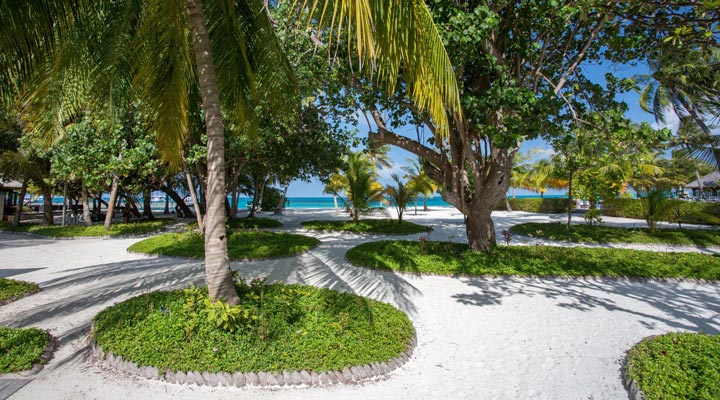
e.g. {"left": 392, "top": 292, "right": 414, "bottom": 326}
{"left": 42, "top": 194, "right": 567, "bottom": 210}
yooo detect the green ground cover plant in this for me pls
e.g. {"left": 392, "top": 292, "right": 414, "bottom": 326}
{"left": 128, "top": 231, "right": 319, "bottom": 260}
{"left": 510, "top": 222, "right": 720, "bottom": 247}
{"left": 0, "top": 220, "right": 171, "bottom": 237}
{"left": 301, "top": 219, "right": 428, "bottom": 234}
{"left": 228, "top": 217, "right": 282, "bottom": 229}
{"left": 603, "top": 199, "right": 720, "bottom": 225}
{"left": 496, "top": 198, "right": 566, "bottom": 213}
{"left": 92, "top": 283, "right": 414, "bottom": 373}
{"left": 0, "top": 278, "right": 40, "bottom": 304}
{"left": 625, "top": 332, "right": 720, "bottom": 400}
{"left": 346, "top": 240, "right": 720, "bottom": 280}
{"left": 0, "top": 327, "right": 51, "bottom": 373}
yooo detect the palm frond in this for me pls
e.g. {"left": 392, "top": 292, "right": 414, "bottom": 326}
{"left": 297, "top": 0, "right": 461, "bottom": 138}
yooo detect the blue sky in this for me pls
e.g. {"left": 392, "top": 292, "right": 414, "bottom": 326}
{"left": 286, "top": 59, "right": 676, "bottom": 197}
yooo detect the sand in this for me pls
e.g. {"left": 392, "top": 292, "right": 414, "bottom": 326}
{"left": 0, "top": 209, "right": 718, "bottom": 400}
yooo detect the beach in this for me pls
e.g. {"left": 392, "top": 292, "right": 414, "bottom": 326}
{"left": 0, "top": 208, "right": 718, "bottom": 399}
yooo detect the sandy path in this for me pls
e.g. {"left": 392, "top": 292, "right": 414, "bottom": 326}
{"left": 0, "top": 209, "right": 718, "bottom": 400}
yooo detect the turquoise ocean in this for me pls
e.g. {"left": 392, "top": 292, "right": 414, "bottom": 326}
{"left": 45, "top": 194, "right": 566, "bottom": 210}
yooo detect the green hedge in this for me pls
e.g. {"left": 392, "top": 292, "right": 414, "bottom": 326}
{"left": 602, "top": 199, "right": 720, "bottom": 224}
{"left": 496, "top": 198, "right": 567, "bottom": 213}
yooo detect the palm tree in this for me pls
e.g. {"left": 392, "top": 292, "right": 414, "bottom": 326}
{"left": 385, "top": 173, "right": 417, "bottom": 224}
{"left": 323, "top": 172, "right": 347, "bottom": 212}
{"left": 403, "top": 157, "right": 438, "bottom": 212}
{"left": 327, "top": 152, "right": 386, "bottom": 222}
{"left": 637, "top": 48, "right": 720, "bottom": 169}
{"left": 1, "top": 1, "right": 461, "bottom": 304}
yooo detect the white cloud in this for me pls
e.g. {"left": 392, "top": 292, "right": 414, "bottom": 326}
{"left": 650, "top": 107, "right": 680, "bottom": 132}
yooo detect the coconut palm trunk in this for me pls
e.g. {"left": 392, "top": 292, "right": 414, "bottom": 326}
{"left": 81, "top": 182, "right": 92, "bottom": 226}
{"left": 12, "top": 177, "right": 27, "bottom": 226}
{"left": 104, "top": 175, "right": 120, "bottom": 230}
{"left": 185, "top": 0, "right": 239, "bottom": 305}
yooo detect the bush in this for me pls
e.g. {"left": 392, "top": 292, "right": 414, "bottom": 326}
{"left": 603, "top": 199, "right": 720, "bottom": 225}
{"left": 0, "top": 278, "right": 40, "bottom": 304}
{"left": 302, "top": 219, "right": 429, "bottom": 234}
{"left": 509, "top": 222, "right": 720, "bottom": 247}
{"left": 92, "top": 283, "right": 414, "bottom": 373}
{"left": 346, "top": 240, "right": 720, "bottom": 280}
{"left": 496, "top": 198, "right": 566, "bottom": 213}
{"left": 0, "top": 220, "right": 172, "bottom": 237}
{"left": 625, "top": 332, "right": 720, "bottom": 400}
{"left": 0, "top": 327, "right": 51, "bottom": 373}
{"left": 128, "top": 231, "right": 319, "bottom": 260}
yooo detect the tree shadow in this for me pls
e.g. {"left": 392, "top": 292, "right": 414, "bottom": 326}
{"left": 452, "top": 276, "right": 720, "bottom": 334}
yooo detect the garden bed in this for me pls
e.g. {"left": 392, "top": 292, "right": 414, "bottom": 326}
{"left": 510, "top": 222, "right": 720, "bottom": 247}
{"left": 624, "top": 332, "right": 720, "bottom": 400}
{"left": 346, "top": 240, "right": 720, "bottom": 280}
{"left": 128, "top": 231, "right": 319, "bottom": 260}
{"left": 301, "top": 219, "right": 429, "bottom": 235}
{"left": 91, "top": 283, "right": 415, "bottom": 386}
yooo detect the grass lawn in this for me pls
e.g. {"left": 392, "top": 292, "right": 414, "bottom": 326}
{"left": 346, "top": 240, "right": 720, "bottom": 280}
{"left": 0, "top": 219, "right": 172, "bottom": 238}
{"left": 228, "top": 217, "right": 282, "bottom": 229}
{"left": 302, "top": 219, "right": 429, "bottom": 235}
{"left": 92, "top": 284, "right": 414, "bottom": 373}
{"left": 625, "top": 332, "right": 720, "bottom": 400}
{"left": 128, "top": 231, "right": 319, "bottom": 260}
{"left": 0, "top": 327, "right": 51, "bottom": 373}
{"left": 0, "top": 278, "right": 40, "bottom": 304}
{"left": 510, "top": 222, "right": 720, "bottom": 247}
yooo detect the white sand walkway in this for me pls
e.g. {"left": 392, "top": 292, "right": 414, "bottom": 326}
{"left": 0, "top": 209, "right": 718, "bottom": 400}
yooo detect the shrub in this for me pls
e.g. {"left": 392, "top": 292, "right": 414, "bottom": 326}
{"left": 603, "top": 198, "right": 720, "bottom": 225}
{"left": 625, "top": 332, "right": 720, "bottom": 400}
{"left": 0, "top": 327, "right": 51, "bottom": 373}
{"left": 496, "top": 198, "right": 566, "bottom": 213}
{"left": 92, "top": 283, "right": 414, "bottom": 373}
{"left": 346, "top": 240, "right": 720, "bottom": 280}
{"left": 0, "top": 278, "right": 40, "bottom": 304}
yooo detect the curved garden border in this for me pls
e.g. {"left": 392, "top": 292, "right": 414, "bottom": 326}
{"left": 88, "top": 329, "right": 417, "bottom": 387}
{"left": 621, "top": 335, "right": 659, "bottom": 400}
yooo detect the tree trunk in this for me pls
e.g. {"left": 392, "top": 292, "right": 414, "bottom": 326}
{"left": 423, "top": 194, "right": 428, "bottom": 211}
{"left": 505, "top": 197, "right": 512, "bottom": 212}
{"left": 104, "top": 175, "right": 120, "bottom": 230}
{"left": 230, "top": 171, "right": 240, "bottom": 219}
{"left": 567, "top": 170, "right": 573, "bottom": 230}
{"left": 12, "top": 177, "right": 27, "bottom": 226}
{"left": 694, "top": 169, "right": 705, "bottom": 200}
{"left": 186, "top": 0, "right": 238, "bottom": 304}
{"left": 161, "top": 186, "right": 194, "bottom": 218}
{"left": 164, "top": 193, "right": 170, "bottom": 214}
{"left": 42, "top": 186, "right": 54, "bottom": 226}
{"left": 466, "top": 209, "right": 497, "bottom": 252}
{"left": 82, "top": 183, "right": 91, "bottom": 226}
{"left": 249, "top": 175, "right": 265, "bottom": 218}
{"left": 333, "top": 194, "right": 338, "bottom": 211}
{"left": 274, "top": 182, "right": 290, "bottom": 215}
{"left": 143, "top": 188, "right": 155, "bottom": 220}
{"left": 61, "top": 182, "right": 68, "bottom": 227}
{"left": 184, "top": 162, "right": 204, "bottom": 231}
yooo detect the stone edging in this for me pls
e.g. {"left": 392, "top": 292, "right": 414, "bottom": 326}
{"left": 620, "top": 335, "right": 658, "bottom": 400}
{"left": 89, "top": 330, "right": 417, "bottom": 388}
